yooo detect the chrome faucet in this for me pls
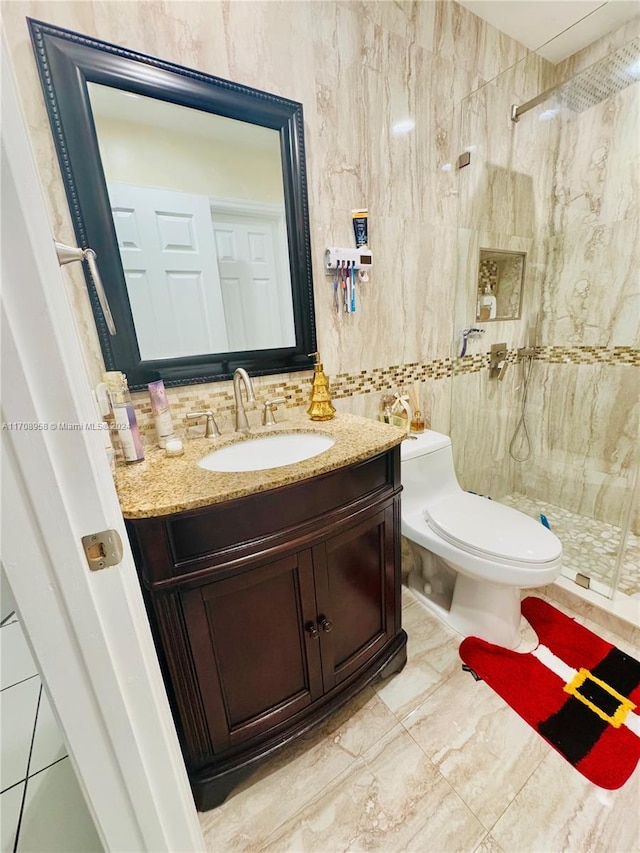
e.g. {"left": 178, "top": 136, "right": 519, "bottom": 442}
{"left": 233, "top": 368, "right": 256, "bottom": 433}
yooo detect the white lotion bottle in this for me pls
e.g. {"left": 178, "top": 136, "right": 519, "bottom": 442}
{"left": 148, "top": 379, "right": 175, "bottom": 448}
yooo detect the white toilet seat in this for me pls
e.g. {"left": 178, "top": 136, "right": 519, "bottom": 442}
{"left": 425, "top": 492, "right": 562, "bottom": 567}
{"left": 400, "top": 428, "right": 563, "bottom": 646}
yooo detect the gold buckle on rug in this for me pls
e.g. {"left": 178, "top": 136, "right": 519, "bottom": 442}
{"left": 564, "top": 668, "right": 636, "bottom": 728}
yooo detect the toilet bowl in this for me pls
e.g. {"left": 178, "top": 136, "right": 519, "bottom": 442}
{"left": 401, "top": 430, "right": 562, "bottom": 648}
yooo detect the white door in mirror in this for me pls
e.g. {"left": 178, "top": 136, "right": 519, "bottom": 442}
{"left": 198, "top": 433, "right": 335, "bottom": 472}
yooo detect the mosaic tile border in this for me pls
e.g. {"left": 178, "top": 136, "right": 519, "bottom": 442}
{"left": 130, "top": 346, "right": 638, "bottom": 435}
{"left": 536, "top": 345, "right": 639, "bottom": 365}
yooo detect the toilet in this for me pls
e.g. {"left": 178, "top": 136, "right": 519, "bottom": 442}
{"left": 401, "top": 429, "right": 562, "bottom": 648}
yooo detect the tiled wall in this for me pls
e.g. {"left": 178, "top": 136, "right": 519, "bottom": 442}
{"left": 2, "top": 0, "right": 530, "bottom": 438}
{"left": 0, "top": 593, "right": 101, "bottom": 852}
{"left": 2, "top": 4, "right": 638, "bottom": 523}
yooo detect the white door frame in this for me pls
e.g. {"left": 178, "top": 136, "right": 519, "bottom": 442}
{"left": 1, "top": 36, "right": 204, "bottom": 853}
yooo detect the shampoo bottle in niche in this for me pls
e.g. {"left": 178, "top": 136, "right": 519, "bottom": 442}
{"left": 103, "top": 371, "right": 145, "bottom": 463}
{"left": 307, "top": 351, "right": 336, "bottom": 421}
{"left": 148, "top": 380, "right": 175, "bottom": 448}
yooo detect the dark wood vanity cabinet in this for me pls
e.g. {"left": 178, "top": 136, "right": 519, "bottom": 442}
{"left": 126, "top": 447, "right": 407, "bottom": 810}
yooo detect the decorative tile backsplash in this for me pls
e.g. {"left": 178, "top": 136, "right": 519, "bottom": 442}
{"left": 536, "top": 346, "right": 639, "bottom": 365}
{"left": 131, "top": 346, "right": 638, "bottom": 437}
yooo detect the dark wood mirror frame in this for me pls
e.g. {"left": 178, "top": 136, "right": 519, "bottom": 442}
{"left": 28, "top": 18, "right": 317, "bottom": 390}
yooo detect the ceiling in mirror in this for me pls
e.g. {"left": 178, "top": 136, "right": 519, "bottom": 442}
{"left": 28, "top": 18, "right": 316, "bottom": 390}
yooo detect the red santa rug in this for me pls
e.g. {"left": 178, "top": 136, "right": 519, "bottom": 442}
{"left": 459, "top": 597, "right": 640, "bottom": 789}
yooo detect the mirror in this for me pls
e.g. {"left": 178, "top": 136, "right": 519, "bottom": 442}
{"left": 29, "top": 19, "right": 316, "bottom": 389}
{"left": 475, "top": 249, "right": 525, "bottom": 322}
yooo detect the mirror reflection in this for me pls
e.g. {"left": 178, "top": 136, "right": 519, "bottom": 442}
{"left": 88, "top": 83, "right": 295, "bottom": 361}
{"left": 475, "top": 249, "right": 525, "bottom": 322}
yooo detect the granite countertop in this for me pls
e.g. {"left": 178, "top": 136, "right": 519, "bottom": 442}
{"left": 115, "top": 412, "right": 406, "bottom": 519}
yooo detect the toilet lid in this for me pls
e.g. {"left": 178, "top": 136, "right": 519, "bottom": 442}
{"left": 425, "top": 493, "right": 562, "bottom": 564}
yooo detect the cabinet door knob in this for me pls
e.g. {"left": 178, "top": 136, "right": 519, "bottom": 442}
{"left": 319, "top": 616, "right": 333, "bottom": 633}
{"left": 305, "top": 621, "right": 319, "bottom": 639}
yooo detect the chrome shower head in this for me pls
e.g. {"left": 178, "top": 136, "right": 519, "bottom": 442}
{"left": 554, "top": 37, "right": 640, "bottom": 113}
{"left": 511, "top": 36, "right": 640, "bottom": 122}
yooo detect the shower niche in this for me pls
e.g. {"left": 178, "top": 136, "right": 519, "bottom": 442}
{"left": 475, "top": 249, "right": 525, "bottom": 322}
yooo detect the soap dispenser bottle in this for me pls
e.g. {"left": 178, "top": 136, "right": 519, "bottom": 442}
{"left": 307, "top": 351, "right": 336, "bottom": 421}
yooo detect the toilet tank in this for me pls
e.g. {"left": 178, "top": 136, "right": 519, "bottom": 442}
{"left": 400, "top": 429, "right": 461, "bottom": 510}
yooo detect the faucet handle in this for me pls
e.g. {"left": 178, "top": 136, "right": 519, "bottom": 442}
{"left": 262, "top": 397, "right": 287, "bottom": 426}
{"left": 186, "top": 410, "right": 221, "bottom": 438}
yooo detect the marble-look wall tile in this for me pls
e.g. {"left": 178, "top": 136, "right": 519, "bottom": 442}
{"left": 540, "top": 218, "right": 640, "bottom": 347}
{"left": 449, "top": 367, "right": 519, "bottom": 500}
{"left": 433, "top": 0, "right": 528, "bottom": 84}
{"left": 550, "top": 82, "right": 639, "bottom": 232}
{"left": 312, "top": 214, "right": 458, "bottom": 377}
{"left": 5, "top": 0, "right": 532, "bottom": 402}
{"left": 357, "top": 0, "right": 438, "bottom": 54}
{"left": 511, "top": 362, "right": 639, "bottom": 527}
{"left": 457, "top": 54, "right": 559, "bottom": 240}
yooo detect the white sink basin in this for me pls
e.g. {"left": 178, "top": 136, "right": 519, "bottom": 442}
{"left": 198, "top": 432, "right": 335, "bottom": 472}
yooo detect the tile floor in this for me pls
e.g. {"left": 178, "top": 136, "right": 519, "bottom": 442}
{"left": 199, "top": 586, "right": 640, "bottom": 853}
{"left": 0, "top": 610, "right": 102, "bottom": 853}
{"left": 500, "top": 493, "right": 640, "bottom": 598}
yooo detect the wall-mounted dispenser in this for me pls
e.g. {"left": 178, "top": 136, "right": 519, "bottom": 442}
{"left": 324, "top": 247, "right": 372, "bottom": 275}
{"left": 325, "top": 247, "right": 373, "bottom": 314}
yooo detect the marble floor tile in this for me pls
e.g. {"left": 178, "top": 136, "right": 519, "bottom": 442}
{"left": 199, "top": 686, "right": 398, "bottom": 852}
{"left": 373, "top": 599, "right": 461, "bottom": 721}
{"left": 404, "top": 667, "right": 549, "bottom": 830}
{"left": 201, "top": 590, "right": 640, "bottom": 853}
{"left": 490, "top": 746, "right": 640, "bottom": 853}
{"left": 260, "top": 725, "right": 486, "bottom": 853}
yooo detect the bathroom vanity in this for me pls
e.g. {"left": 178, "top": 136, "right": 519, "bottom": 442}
{"left": 118, "top": 414, "right": 407, "bottom": 810}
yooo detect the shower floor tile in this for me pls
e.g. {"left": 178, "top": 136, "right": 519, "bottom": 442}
{"left": 499, "top": 493, "right": 639, "bottom": 597}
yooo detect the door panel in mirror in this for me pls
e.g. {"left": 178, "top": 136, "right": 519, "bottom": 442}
{"left": 28, "top": 19, "right": 316, "bottom": 389}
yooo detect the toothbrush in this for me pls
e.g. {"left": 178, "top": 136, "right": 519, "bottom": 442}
{"left": 345, "top": 262, "right": 352, "bottom": 313}
{"left": 341, "top": 263, "right": 348, "bottom": 312}
{"left": 350, "top": 263, "right": 356, "bottom": 312}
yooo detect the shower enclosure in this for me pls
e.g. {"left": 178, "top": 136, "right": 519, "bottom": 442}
{"left": 450, "top": 17, "right": 640, "bottom": 603}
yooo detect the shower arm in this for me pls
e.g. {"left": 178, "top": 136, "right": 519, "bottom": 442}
{"left": 511, "top": 83, "right": 563, "bottom": 122}
{"left": 54, "top": 241, "right": 116, "bottom": 335}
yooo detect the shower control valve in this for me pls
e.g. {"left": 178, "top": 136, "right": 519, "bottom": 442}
{"left": 489, "top": 343, "right": 508, "bottom": 379}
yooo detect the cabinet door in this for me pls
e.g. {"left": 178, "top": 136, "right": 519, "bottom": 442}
{"left": 181, "top": 551, "right": 322, "bottom": 753}
{"left": 313, "top": 505, "right": 397, "bottom": 691}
